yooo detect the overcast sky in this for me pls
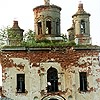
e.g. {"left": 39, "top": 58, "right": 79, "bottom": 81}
{"left": 0, "top": 0, "right": 100, "bottom": 45}
{"left": 0, "top": 0, "right": 100, "bottom": 86}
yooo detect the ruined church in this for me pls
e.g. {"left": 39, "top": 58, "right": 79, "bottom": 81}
{"left": 1, "top": 0, "right": 100, "bottom": 100}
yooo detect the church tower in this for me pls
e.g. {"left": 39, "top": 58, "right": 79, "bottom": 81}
{"left": 33, "top": 0, "right": 62, "bottom": 41}
{"left": 68, "top": 2, "right": 91, "bottom": 45}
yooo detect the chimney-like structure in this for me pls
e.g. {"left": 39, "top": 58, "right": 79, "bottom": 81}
{"left": 8, "top": 21, "right": 24, "bottom": 46}
{"left": 12, "top": 21, "right": 20, "bottom": 29}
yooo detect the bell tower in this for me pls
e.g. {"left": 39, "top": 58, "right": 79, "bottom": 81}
{"left": 33, "top": 0, "right": 62, "bottom": 41}
{"left": 71, "top": 2, "right": 91, "bottom": 45}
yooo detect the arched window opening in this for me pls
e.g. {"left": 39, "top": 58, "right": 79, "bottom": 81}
{"left": 80, "top": 20, "right": 85, "bottom": 34}
{"left": 38, "top": 20, "right": 42, "bottom": 35}
{"left": 47, "top": 67, "right": 58, "bottom": 92}
{"left": 46, "top": 19, "right": 51, "bottom": 34}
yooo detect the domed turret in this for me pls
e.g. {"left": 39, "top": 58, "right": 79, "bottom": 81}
{"left": 33, "top": 0, "right": 63, "bottom": 41}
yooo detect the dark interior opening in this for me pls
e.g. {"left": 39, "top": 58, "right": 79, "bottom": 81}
{"left": 38, "top": 22, "right": 42, "bottom": 35}
{"left": 46, "top": 21, "right": 51, "bottom": 34}
{"left": 79, "top": 72, "right": 87, "bottom": 91}
{"left": 80, "top": 20, "right": 85, "bottom": 34}
{"left": 47, "top": 67, "right": 58, "bottom": 92}
{"left": 17, "top": 74, "right": 25, "bottom": 93}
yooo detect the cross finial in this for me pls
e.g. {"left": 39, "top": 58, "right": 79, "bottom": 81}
{"left": 78, "top": 1, "right": 83, "bottom": 10}
{"left": 44, "top": 0, "right": 50, "bottom": 5}
{"left": 79, "top": 1, "right": 82, "bottom": 4}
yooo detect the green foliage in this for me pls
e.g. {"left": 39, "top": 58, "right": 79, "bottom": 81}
{"left": 22, "top": 29, "right": 36, "bottom": 46}
{"left": 67, "top": 40, "right": 76, "bottom": 46}
{"left": 0, "top": 26, "right": 76, "bottom": 48}
{"left": 23, "top": 29, "right": 35, "bottom": 41}
{"left": 36, "top": 39, "right": 51, "bottom": 43}
{"left": 21, "top": 32, "right": 76, "bottom": 47}
{"left": 8, "top": 29, "right": 21, "bottom": 40}
{"left": 22, "top": 38, "right": 76, "bottom": 47}
{"left": 0, "top": 26, "right": 11, "bottom": 47}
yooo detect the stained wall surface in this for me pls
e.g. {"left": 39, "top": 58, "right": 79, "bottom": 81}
{"left": 1, "top": 47, "right": 100, "bottom": 100}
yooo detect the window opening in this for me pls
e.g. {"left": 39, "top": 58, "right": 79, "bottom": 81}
{"left": 17, "top": 74, "right": 25, "bottom": 93}
{"left": 47, "top": 67, "right": 58, "bottom": 92}
{"left": 79, "top": 72, "right": 87, "bottom": 91}
{"left": 38, "top": 21, "right": 42, "bottom": 35}
{"left": 80, "top": 20, "right": 85, "bottom": 34}
{"left": 46, "top": 20, "right": 51, "bottom": 34}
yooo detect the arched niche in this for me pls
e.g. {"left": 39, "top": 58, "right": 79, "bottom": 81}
{"left": 47, "top": 67, "right": 58, "bottom": 92}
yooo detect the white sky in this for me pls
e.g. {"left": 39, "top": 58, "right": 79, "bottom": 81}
{"left": 0, "top": 0, "right": 100, "bottom": 45}
{"left": 0, "top": 0, "right": 99, "bottom": 86}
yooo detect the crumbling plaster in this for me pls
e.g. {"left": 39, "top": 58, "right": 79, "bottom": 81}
{"left": 1, "top": 48, "right": 100, "bottom": 100}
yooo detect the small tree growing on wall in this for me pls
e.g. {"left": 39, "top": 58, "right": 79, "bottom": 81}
{"left": 0, "top": 26, "right": 24, "bottom": 47}
{"left": 0, "top": 26, "right": 10, "bottom": 47}
{"left": 23, "top": 29, "right": 35, "bottom": 41}
{"left": 22, "top": 29, "right": 36, "bottom": 47}
{"left": 0, "top": 26, "right": 76, "bottom": 48}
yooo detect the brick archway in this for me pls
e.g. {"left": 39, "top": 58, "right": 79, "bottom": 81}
{"left": 41, "top": 95, "right": 66, "bottom": 100}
